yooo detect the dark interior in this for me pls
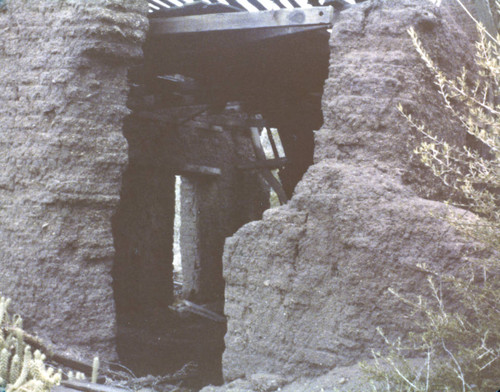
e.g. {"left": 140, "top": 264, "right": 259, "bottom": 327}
{"left": 111, "top": 10, "right": 330, "bottom": 389}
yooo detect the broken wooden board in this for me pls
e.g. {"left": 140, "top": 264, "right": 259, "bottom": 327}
{"left": 59, "top": 381, "right": 129, "bottom": 392}
{"left": 149, "top": 7, "right": 333, "bottom": 35}
{"left": 169, "top": 300, "right": 226, "bottom": 323}
{"left": 53, "top": 385, "right": 82, "bottom": 392}
{"left": 249, "top": 128, "right": 288, "bottom": 205}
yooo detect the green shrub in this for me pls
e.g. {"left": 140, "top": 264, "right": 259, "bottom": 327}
{"left": 362, "top": 9, "right": 499, "bottom": 392}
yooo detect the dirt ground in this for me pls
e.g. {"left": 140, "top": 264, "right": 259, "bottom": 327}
{"left": 115, "top": 305, "right": 226, "bottom": 391}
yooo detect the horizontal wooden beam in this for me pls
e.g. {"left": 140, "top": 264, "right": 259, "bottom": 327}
{"left": 238, "top": 157, "right": 287, "bottom": 170}
{"left": 59, "top": 381, "right": 128, "bottom": 392}
{"left": 179, "top": 164, "right": 221, "bottom": 176}
{"left": 134, "top": 110, "right": 267, "bottom": 130}
{"left": 149, "top": 7, "right": 333, "bottom": 35}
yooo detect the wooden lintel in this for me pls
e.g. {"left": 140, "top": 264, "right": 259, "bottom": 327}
{"left": 149, "top": 7, "right": 333, "bottom": 35}
{"left": 180, "top": 164, "right": 221, "bottom": 176}
{"left": 238, "top": 157, "right": 287, "bottom": 170}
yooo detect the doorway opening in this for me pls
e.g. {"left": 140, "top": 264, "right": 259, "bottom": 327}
{"left": 112, "top": 0, "right": 331, "bottom": 388}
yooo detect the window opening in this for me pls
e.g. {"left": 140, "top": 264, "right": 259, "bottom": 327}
{"left": 260, "top": 127, "right": 286, "bottom": 207}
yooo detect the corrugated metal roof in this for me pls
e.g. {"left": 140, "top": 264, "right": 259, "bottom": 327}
{"left": 147, "top": 0, "right": 314, "bottom": 13}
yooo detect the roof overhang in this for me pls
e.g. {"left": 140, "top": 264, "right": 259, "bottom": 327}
{"left": 140, "top": 6, "right": 334, "bottom": 109}
{"left": 149, "top": 7, "right": 333, "bottom": 36}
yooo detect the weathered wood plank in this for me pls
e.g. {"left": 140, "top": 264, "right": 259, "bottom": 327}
{"left": 249, "top": 128, "right": 288, "bottom": 205}
{"left": 180, "top": 164, "right": 222, "bottom": 176}
{"left": 60, "top": 381, "right": 129, "bottom": 392}
{"left": 183, "top": 300, "right": 226, "bottom": 323}
{"left": 149, "top": 7, "right": 333, "bottom": 35}
{"left": 266, "top": 127, "right": 280, "bottom": 159}
{"left": 53, "top": 385, "right": 82, "bottom": 392}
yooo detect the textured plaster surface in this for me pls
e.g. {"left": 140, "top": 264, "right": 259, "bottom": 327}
{"left": 0, "top": 0, "right": 148, "bottom": 359}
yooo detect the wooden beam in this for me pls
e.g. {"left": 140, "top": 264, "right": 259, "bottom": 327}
{"left": 266, "top": 127, "right": 280, "bottom": 159}
{"left": 179, "top": 164, "right": 221, "bottom": 176}
{"left": 59, "top": 381, "right": 128, "bottom": 392}
{"left": 133, "top": 111, "right": 266, "bottom": 130}
{"left": 249, "top": 128, "right": 288, "bottom": 205}
{"left": 149, "top": 7, "right": 333, "bottom": 35}
{"left": 177, "top": 300, "right": 226, "bottom": 323}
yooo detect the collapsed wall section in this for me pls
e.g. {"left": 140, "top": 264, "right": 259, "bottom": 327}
{"left": 0, "top": 0, "right": 148, "bottom": 359}
{"left": 221, "top": 0, "right": 484, "bottom": 381}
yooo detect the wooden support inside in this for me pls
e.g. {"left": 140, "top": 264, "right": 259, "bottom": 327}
{"left": 266, "top": 127, "right": 280, "bottom": 159}
{"left": 59, "top": 381, "right": 128, "bottom": 392}
{"left": 134, "top": 109, "right": 267, "bottom": 131}
{"left": 180, "top": 164, "right": 222, "bottom": 177}
{"left": 249, "top": 128, "right": 288, "bottom": 205}
{"left": 149, "top": 7, "right": 333, "bottom": 35}
{"left": 168, "top": 300, "right": 226, "bottom": 323}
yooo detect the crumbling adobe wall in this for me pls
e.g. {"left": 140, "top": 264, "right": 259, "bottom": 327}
{"left": 221, "top": 0, "right": 485, "bottom": 382}
{"left": 0, "top": 0, "right": 148, "bottom": 359}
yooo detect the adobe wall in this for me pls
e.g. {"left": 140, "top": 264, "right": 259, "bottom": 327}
{"left": 0, "top": 0, "right": 148, "bottom": 359}
{"left": 220, "top": 0, "right": 485, "bottom": 382}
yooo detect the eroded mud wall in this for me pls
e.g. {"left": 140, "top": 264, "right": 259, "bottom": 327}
{"left": 222, "top": 0, "right": 484, "bottom": 381}
{"left": 0, "top": 0, "right": 148, "bottom": 359}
